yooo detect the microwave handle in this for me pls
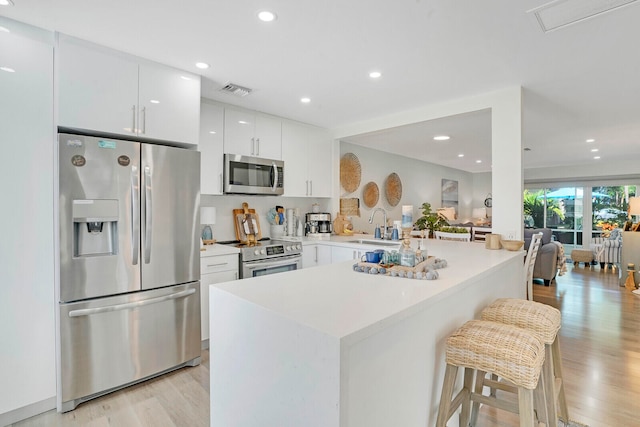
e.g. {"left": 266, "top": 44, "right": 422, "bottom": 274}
{"left": 271, "top": 162, "right": 278, "bottom": 193}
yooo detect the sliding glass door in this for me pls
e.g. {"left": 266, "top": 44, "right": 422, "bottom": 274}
{"left": 524, "top": 185, "right": 637, "bottom": 252}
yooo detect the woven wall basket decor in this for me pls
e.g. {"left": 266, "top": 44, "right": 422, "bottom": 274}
{"left": 363, "top": 181, "right": 379, "bottom": 208}
{"left": 385, "top": 172, "right": 402, "bottom": 206}
{"left": 340, "top": 152, "right": 361, "bottom": 193}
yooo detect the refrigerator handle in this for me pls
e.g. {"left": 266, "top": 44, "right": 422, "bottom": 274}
{"left": 144, "top": 165, "right": 153, "bottom": 263}
{"left": 131, "top": 166, "right": 140, "bottom": 265}
{"left": 67, "top": 288, "right": 196, "bottom": 317}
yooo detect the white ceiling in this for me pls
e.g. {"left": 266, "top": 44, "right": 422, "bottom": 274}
{"left": 3, "top": 0, "right": 640, "bottom": 173}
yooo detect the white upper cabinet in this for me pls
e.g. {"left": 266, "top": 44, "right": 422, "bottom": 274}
{"left": 58, "top": 35, "right": 200, "bottom": 145}
{"left": 282, "top": 120, "right": 333, "bottom": 198}
{"left": 137, "top": 63, "right": 200, "bottom": 143}
{"left": 224, "top": 108, "right": 281, "bottom": 159}
{"left": 199, "top": 101, "right": 225, "bottom": 195}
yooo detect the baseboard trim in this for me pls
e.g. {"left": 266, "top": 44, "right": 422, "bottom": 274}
{"left": 201, "top": 338, "right": 209, "bottom": 350}
{"left": 0, "top": 396, "right": 55, "bottom": 426}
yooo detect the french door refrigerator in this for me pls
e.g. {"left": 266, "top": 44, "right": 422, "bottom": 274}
{"left": 57, "top": 132, "right": 201, "bottom": 412}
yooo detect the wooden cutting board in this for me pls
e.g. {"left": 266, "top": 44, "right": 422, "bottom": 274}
{"left": 233, "top": 202, "right": 262, "bottom": 244}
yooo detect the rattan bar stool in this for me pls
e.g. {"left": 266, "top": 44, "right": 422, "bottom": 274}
{"left": 436, "top": 320, "right": 546, "bottom": 427}
{"left": 480, "top": 298, "right": 569, "bottom": 427}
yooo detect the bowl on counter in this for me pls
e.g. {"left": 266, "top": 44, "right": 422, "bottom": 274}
{"left": 500, "top": 239, "right": 524, "bottom": 251}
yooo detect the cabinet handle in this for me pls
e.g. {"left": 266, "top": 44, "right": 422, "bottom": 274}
{"left": 131, "top": 105, "right": 136, "bottom": 133}
{"left": 206, "top": 262, "right": 229, "bottom": 267}
{"left": 219, "top": 173, "right": 223, "bottom": 194}
{"left": 353, "top": 250, "right": 357, "bottom": 260}
{"left": 141, "top": 106, "right": 146, "bottom": 134}
{"left": 309, "top": 180, "right": 313, "bottom": 196}
{"left": 256, "top": 138, "right": 260, "bottom": 156}
{"left": 251, "top": 137, "right": 255, "bottom": 155}
{"left": 314, "top": 246, "right": 318, "bottom": 263}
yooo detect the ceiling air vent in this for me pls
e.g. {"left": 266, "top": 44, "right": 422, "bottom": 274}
{"left": 219, "top": 82, "right": 252, "bottom": 97}
{"left": 528, "top": 0, "right": 639, "bottom": 33}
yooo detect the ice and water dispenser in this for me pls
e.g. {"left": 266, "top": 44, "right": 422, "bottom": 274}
{"left": 72, "top": 199, "right": 119, "bottom": 257}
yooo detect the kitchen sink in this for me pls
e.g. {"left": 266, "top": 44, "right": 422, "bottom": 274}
{"left": 346, "top": 239, "right": 400, "bottom": 247}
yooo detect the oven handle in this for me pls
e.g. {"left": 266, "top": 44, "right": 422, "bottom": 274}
{"left": 244, "top": 254, "right": 302, "bottom": 271}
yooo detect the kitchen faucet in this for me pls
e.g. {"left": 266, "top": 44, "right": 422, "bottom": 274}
{"left": 368, "top": 208, "right": 388, "bottom": 239}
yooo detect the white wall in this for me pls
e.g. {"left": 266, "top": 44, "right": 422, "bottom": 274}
{"left": 333, "top": 87, "right": 524, "bottom": 239}
{"left": 0, "top": 18, "right": 56, "bottom": 424}
{"left": 339, "top": 142, "right": 475, "bottom": 234}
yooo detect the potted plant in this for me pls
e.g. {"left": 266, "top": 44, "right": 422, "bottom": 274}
{"left": 415, "top": 202, "right": 449, "bottom": 238}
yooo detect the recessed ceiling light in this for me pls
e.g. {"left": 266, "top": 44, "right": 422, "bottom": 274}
{"left": 591, "top": 148, "right": 599, "bottom": 152}
{"left": 433, "top": 135, "right": 450, "bottom": 141}
{"left": 180, "top": 75, "right": 192, "bottom": 81}
{"left": 257, "top": 10, "right": 277, "bottom": 22}
{"left": 209, "top": 131, "right": 217, "bottom": 134}
{"left": 594, "top": 156, "right": 601, "bottom": 159}
{"left": 0, "top": 66, "right": 15, "bottom": 73}
{"left": 369, "top": 71, "right": 382, "bottom": 79}
{"left": 195, "top": 62, "right": 210, "bottom": 70}
{"left": 238, "top": 120, "right": 249, "bottom": 125}
{"left": 586, "top": 138, "right": 595, "bottom": 143}
{"left": 300, "top": 97, "right": 311, "bottom": 104}
{"left": 476, "top": 160, "right": 482, "bottom": 164}
{"left": 0, "top": 0, "right": 15, "bottom": 6}
{"left": 149, "top": 100, "right": 160, "bottom": 104}
{"left": 0, "top": 26, "right": 9, "bottom": 33}
{"left": 457, "top": 154, "right": 464, "bottom": 158}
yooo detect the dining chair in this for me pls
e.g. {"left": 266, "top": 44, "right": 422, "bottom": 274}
{"left": 524, "top": 232, "right": 543, "bottom": 301}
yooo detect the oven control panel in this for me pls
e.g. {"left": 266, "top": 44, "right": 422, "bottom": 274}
{"left": 240, "top": 242, "right": 303, "bottom": 262}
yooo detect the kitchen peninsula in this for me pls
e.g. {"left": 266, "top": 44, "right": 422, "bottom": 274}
{"left": 210, "top": 239, "right": 524, "bottom": 427}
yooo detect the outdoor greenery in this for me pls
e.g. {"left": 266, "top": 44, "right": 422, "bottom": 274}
{"left": 523, "top": 190, "right": 564, "bottom": 228}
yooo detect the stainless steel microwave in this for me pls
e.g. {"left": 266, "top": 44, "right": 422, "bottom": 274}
{"left": 224, "top": 154, "right": 284, "bottom": 195}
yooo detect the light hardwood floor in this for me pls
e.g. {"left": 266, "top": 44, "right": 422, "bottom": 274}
{"left": 12, "top": 264, "right": 640, "bottom": 426}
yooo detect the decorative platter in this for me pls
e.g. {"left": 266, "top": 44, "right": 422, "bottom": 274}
{"left": 340, "top": 152, "right": 361, "bottom": 193}
{"left": 363, "top": 181, "right": 379, "bottom": 208}
{"left": 385, "top": 173, "right": 402, "bottom": 207}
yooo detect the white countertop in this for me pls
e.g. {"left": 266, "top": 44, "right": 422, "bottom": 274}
{"left": 213, "top": 240, "right": 523, "bottom": 343}
{"left": 200, "top": 243, "right": 240, "bottom": 257}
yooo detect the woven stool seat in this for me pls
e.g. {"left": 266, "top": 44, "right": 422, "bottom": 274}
{"left": 480, "top": 298, "right": 569, "bottom": 427}
{"left": 446, "top": 320, "right": 545, "bottom": 390}
{"left": 481, "top": 298, "right": 561, "bottom": 344}
{"left": 571, "top": 249, "right": 593, "bottom": 263}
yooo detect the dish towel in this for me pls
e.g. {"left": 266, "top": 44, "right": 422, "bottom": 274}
{"left": 552, "top": 241, "right": 567, "bottom": 276}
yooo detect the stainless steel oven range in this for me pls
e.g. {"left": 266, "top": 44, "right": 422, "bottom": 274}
{"left": 221, "top": 239, "right": 303, "bottom": 279}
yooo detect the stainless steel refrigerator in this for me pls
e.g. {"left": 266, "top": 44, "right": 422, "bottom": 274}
{"left": 57, "top": 132, "right": 201, "bottom": 412}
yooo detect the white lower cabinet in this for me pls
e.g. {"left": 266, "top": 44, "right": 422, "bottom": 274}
{"left": 302, "top": 244, "right": 331, "bottom": 268}
{"left": 331, "top": 246, "right": 365, "bottom": 263}
{"left": 200, "top": 253, "right": 238, "bottom": 344}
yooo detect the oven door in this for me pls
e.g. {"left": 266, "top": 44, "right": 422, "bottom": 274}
{"left": 241, "top": 254, "right": 302, "bottom": 279}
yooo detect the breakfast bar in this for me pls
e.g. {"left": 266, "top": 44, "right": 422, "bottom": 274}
{"left": 210, "top": 240, "right": 524, "bottom": 427}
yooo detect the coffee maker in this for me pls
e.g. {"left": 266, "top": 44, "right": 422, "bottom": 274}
{"left": 305, "top": 212, "right": 332, "bottom": 236}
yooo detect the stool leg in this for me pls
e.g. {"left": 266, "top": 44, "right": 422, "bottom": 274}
{"left": 436, "top": 364, "right": 459, "bottom": 427}
{"left": 534, "top": 372, "right": 550, "bottom": 427}
{"left": 469, "top": 370, "right": 486, "bottom": 427}
{"left": 517, "top": 388, "right": 535, "bottom": 427}
{"left": 552, "top": 336, "right": 570, "bottom": 423}
{"left": 542, "top": 345, "right": 558, "bottom": 427}
{"left": 459, "top": 368, "right": 474, "bottom": 427}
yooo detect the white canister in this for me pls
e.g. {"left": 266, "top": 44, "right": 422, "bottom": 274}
{"left": 312, "top": 203, "right": 320, "bottom": 213}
